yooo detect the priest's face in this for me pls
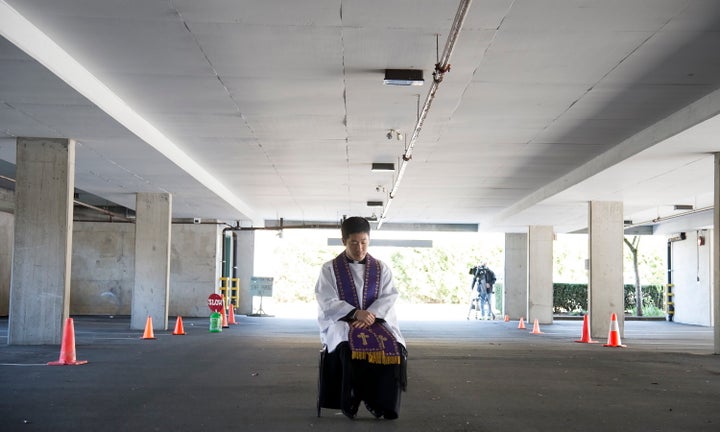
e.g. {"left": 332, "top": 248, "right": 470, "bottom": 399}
{"left": 343, "top": 232, "right": 369, "bottom": 262}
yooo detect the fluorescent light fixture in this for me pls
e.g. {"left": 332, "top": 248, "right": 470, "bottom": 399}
{"left": 371, "top": 163, "right": 395, "bottom": 172}
{"left": 366, "top": 201, "right": 384, "bottom": 207}
{"left": 383, "top": 69, "right": 424, "bottom": 86}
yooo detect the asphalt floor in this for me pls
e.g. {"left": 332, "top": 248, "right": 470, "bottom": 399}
{"left": 1, "top": 306, "right": 719, "bottom": 432}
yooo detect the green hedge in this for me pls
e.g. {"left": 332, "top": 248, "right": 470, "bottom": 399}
{"left": 553, "top": 283, "right": 664, "bottom": 315}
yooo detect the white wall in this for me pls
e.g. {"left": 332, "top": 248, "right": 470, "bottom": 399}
{"left": 71, "top": 222, "right": 135, "bottom": 315}
{"left": 70, "top": 221, "right": 221, "bottom": 317}
{"left": 671, "top": 230, "right": 713, "bottom": 325}
{"left": 169, "top": 223, "right": 222, "bottom": 317}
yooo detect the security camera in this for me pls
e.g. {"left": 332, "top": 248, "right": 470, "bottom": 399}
{"left": 386, "top": 131, "right": 393, "bottom": 140}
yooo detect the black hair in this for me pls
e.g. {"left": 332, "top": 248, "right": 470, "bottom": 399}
{"left": 341, "top": 216, "right": 370, "bottom": 240}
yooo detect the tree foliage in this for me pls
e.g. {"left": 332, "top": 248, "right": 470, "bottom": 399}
{"left": 260, "top": 229, "right": 666, "bottom": 309}
{"left": 553, "top": 283, "right": 665, "bottom": 316}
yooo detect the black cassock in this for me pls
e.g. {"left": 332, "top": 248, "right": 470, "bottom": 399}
{"left": 317, "top": 341, "right": 407, "bottom": 419}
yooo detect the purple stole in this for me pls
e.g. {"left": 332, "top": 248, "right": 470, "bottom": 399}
{"left": 332, "top": 253, "right": 400, "bottom": 365}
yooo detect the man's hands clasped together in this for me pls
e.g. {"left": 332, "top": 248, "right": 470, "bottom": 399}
{"left": 351, "top": 309, "right": 376, "bottom": 328}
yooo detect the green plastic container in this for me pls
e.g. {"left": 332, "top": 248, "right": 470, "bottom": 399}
{"left": 209, "top": 312, "right": 222, "bottom": 333}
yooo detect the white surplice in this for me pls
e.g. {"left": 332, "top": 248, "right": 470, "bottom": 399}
{"left": 315, "top": 257, "right": 405, "bottom": 353}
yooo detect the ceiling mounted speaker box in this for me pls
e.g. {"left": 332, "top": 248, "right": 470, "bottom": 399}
{"left": 383, "top": 69, "right": 424, "bottom": 86}
{"left": 371, "top": 163, "right": 395, "bottom": 172}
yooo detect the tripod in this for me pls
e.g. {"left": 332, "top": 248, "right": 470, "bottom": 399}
{"left": 467, "top": 277, "right": 494, "bottom": 320}
{"left": 467, "top": 292, "right": 480, "bottom": 320}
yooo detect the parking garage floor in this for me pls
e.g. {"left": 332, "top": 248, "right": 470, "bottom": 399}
{"left": 1, "top": 307, "right": 719, "bottom": 432}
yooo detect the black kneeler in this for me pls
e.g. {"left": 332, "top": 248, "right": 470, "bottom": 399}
{"left": 317, "top": 347, "right": 343, "bottom": 416}
{"left": 317, "top": 343, "right": 407, "bottom": 418}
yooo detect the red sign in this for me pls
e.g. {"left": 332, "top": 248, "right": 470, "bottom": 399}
{"left": 207, "top": 293, "right": 223, "bottom": 312}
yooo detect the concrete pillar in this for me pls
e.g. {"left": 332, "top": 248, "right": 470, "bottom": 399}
{"left": 131, "top": 193, "right": 171, "bottom": 330}
{"left": 0, "top": 212, "right": 13, "bottom": 317}
{"left": 235, "top": 230, "right": 255, "bottom": 315}
{"left": 714, "top": 154, "right": 720, "bottom": 354}
{"left": 528, "top": 226, "right": 554, "bottom": 324}
{"left": 169, "top": 223, "right": 223, "bottom": 317}
{"left": 588, "top": 201, "right": 624, "bottom": 340}
{"left": 0, "top": 188, "right": 15, "bottom": 316}
{"left": 504, "top": 232, "right": 528, "bottom": 319}
{"left": 8, "top": 137, "right": 75, "bottom": 345}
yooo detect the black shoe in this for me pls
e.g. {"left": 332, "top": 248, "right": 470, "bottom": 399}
{"left": 383, "top": 410, "right": 398, "bottom": 420}
{"left": 365, "top": 403, "right": 383, "bottom": 419}
{"left": 342, "top": 407, "right": 356, "bottom": 419}
{"left": 342, "top": 398, "right": 359, "bottom": 420}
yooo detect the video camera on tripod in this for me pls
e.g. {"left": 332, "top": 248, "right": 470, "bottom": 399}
{"left": 467, "top": 263, "right": 496, "bottom": 320}
{"left": 469, "top": 264, "right": 495, "bottom": 294}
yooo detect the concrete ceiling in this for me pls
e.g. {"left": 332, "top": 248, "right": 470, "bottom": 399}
{"left": 1, "top": 0, "right": 719, "bottom": 232}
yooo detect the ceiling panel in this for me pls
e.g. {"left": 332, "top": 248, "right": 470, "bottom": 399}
{"left": 0, "top": 0, "right": 719, "bottom": 232}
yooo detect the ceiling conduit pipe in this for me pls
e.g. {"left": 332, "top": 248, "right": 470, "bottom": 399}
{"left": 377, "top": 0, "right": 472, "bottom": 230}
{"left": 1, "top": 174, "right": 134, "bottom": 222}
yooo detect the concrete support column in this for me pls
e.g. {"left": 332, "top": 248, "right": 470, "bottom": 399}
{"left": 528, "top": 226, "right": 554, "bottom": 324}
{"left": 8, "top": 137, "right": 75, "bottom": 345}
{"left": 504, "top": 232, "right": 528, "bottom": 319}
{"left": 131, "top": 193, "right": 171, "bottom": 330}
{"left": 713, "top": 154, "right": 720, "bottom": 354}
{"left": 588, "top": 201, "right": 624, "bottom": 340}
{"left": 0, "top": 212, "right": 13, "bottom": 317}
{"left": 235, "top": 230, "right": 255, "bottom": 315}
{"left": 1, "top": 189, "right": 15, "bottom": 317}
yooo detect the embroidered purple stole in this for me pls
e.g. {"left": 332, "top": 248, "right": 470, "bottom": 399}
{"left": 332, "top": 253, "right": 400, "bottom": 365}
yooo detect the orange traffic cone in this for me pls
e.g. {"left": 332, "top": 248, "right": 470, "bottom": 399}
{"left": 603, "top": 313, "right": 626, "bottom": 348}
{"left": 575, "top": 315, "right": 598, "bottom": 343}
{"left": 530, "top": 319, "right": 543, "bottom": 334}
{"left": 517, "top": 317, "right": 526, "bottom": 329}
{"left": 227, "top": 303, "right": 238, "bottom": 325}
{"left": 504, "top": 314, "right": 510, "bottom": 322}
{"left": 141, "top": 316, "right": 156, "bottom": 339}
{"left": 221, "top": 307, "right": 229, "bottom": 328}
{"left": 48, "top": 318, "right": 88, "bottom": 366}
{"left": 172, "top": 316, "right": 186, "bottom": 335}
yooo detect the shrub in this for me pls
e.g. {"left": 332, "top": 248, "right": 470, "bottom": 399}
{"left": 552, "top": 283, "right": 665, "bottom": 315}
